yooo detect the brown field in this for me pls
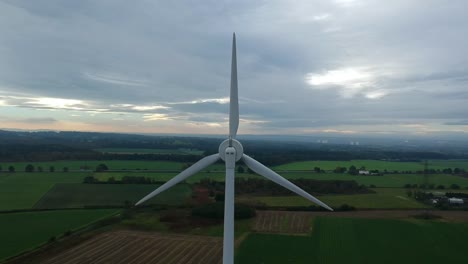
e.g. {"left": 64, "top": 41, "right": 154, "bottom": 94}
{"left": 253, "top": 211, "right": 314, "bottom": 234}
{"left": 40, "top": 230, "right": 222, "bottom": 264}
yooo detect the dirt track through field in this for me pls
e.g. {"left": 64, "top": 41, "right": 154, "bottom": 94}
{"left": 40, "top": 230, "right": 222, "bottom": 264}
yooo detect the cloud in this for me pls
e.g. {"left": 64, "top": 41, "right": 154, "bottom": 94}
{"left": 83, "top": 72, "right": 148, "bottom": 87}
{"left": 305, "top": 67, "right": 381, "bottom": 98}
{"left": 21, "top": 117, "right": 57, "bottom": 124}
{"left": 0, "top": 0, "right": 468, "bottom": 136}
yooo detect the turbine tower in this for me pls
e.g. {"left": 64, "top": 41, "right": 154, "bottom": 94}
{"left": 136, "top": 33, "right": 333, "bottom": 264}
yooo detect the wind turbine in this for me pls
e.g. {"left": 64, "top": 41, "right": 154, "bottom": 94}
{"left": 135, "top": 33, "right": 333, "bottom": 264}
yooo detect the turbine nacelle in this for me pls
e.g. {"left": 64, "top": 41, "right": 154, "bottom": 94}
{"left": 218, "top": 138, "right": 243, "bottom": 162}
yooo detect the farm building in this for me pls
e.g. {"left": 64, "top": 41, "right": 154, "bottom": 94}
{"left": 359, "top": 170, "right": 369, "bottom": 175}
{"left": 448, "top": 198, "right": 464, "bottom": 204}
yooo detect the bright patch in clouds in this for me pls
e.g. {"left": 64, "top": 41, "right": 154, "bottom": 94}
{"left": 365, "top": 90, "right": 388, "bottom": 99}
{"left": 111, "top": 104, "right": 170, "bottom": 112}
{"left": 169, "top": 97, "right": 230, "bottom": 105}
{"left": 306, "top": 68, "right": 371, "bottom": 87}
{"left": 313, "top": 13, "right": 331, "bottom": 21}
{"left": 143, "top": 113, "right": 172, "bottom": 121}
{"left": 26, "top": 98, "right": 86, "bottom": 110}
{"left": 305, "top": 68, "right": 383, "bottom": 98}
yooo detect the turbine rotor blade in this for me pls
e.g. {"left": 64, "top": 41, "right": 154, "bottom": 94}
{"left": 229, "top": 33, "right": 239, "bottom": 139}
{"left": 242, "top": 154, "right": 333, "bottom": 211}
{"left": 135, "top": 154, "right": 220, "bottom": 206}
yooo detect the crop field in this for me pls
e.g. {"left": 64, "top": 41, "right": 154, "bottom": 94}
{"left": 34, "top": 183, "right": 192, "bottom": 209}
{"left": 253, "top": 211, "right": 313, "bottom": 234}
{"left": 40, "top": 230, "right": 223, "bottom": 264}
{"left": 247, "top": 188, "right": 427, "bottom": 209}
{"left": 273, "top": 159, "right": 468, "bottom": 171}
{"left": 0, "top": 172, "right": 86, "bottom": 211}
{"left": 0, "top": 209, "right": 117, "bottom": 262}
{"left": 236, "top": 216, "right": 468, "bottom": 264}
{"left": 95, "top": 148, "right": 204, "bottom": 155}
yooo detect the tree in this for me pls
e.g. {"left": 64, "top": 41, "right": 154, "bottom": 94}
{"left": 8, "top": 166, "right": 15, "bottom": 172}
{"left": 83, "top": 176, "right": 97, "bottom": 183}
{"left": 49, "top": 166, "right": 55, "bottom": 172}
{"left": 237, "top": 166, "right": 245, "bottom": 174}
{"left": 314, "top": 167, "right": 321, "bottom": 173}
{"left": 334, "top": 167, "right": 346, "bottom": 173}
{"left": 348, "top": 165, "right": 358, "bottom": 175}
{"left": 450, "top": 184, "right": 460, "bottom": 190}
{"left": 63, "top": 167, "right": 69, "bottom": 172}
{"left": 25, "top": 164, "right": 34, "bottom": 172}
{"left": 107, "top": 177, "right": 116, "bottom": 183}
{"left": 37, "top": 166, "right": 43, "bottom": 172}
{"left": 0, "top": 165, "right": 2, "bottom": 172}
{"left": 95, "top": 163, "right": 109, "bottom": 172}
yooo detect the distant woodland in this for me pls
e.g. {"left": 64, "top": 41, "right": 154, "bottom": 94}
{"left": 0, "top": 130, "right": 466, "bottom": 165}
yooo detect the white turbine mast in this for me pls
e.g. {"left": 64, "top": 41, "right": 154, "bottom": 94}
{"left": 135, "top": 33, "right": 333, "bottom": 264}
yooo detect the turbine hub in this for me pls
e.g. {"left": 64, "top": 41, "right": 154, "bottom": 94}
{"left": 219, "top": 138, "right": 243, "bottom": 161}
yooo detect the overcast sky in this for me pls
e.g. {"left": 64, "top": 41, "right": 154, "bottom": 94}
{"left": 1, "top": 0, "right": 467, "bottom": 137}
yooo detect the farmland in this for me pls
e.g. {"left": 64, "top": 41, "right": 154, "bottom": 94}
{"left": 95, "top": 148, "right": 204, "bottom": 155}
{"left": 273, "top": 159, "right": 468, "bottom": 171}
{"left": 247, "top": 188, "right": 428, "bottom": 209}
{"left": 0, "top": 209, "right": 117, "bottom": 262}
{"left": 0, "top": 172, "right": 85, "bottom": 211}
{"left": 236, "top": 216, "right": 468, "bottom": 264}
{"left": 277, "top": 172, "right": 468, "bottom": 188}
{"left": 34, "top": 183, "right": 192, "bottom": 209}
{"left": 1, "top": 160, "right": 187, "bottom": 171}
{"left": 253, "top": 211, "right": 313, "bottom": 234}
{"left": 39, "top": 230, "right": 223, "bottom": 264}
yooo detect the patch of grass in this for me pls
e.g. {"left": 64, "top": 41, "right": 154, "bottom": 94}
{"left": 34, "top": 183, "right": 192, "bottom": 209}
{"left": 120, "top": 212, "right": 169, "bottom": 231}
{"left": 249, "top": 188, "right": 427, "bottom": 209}
{"left": 0, "top": 209, "right": 117, "bottom": 262}
{"left": 189, "top": 218, "right": 253, "bottom": 238}
{"left": 236, "top": 233, "right": 313, "bottom": 263}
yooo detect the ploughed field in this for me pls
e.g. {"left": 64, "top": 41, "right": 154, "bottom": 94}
{"left": 253, "top": 211, "right": 313, "bottom": 234}
{"left": 40, "top": 230, "right": 222, "bottom": 264}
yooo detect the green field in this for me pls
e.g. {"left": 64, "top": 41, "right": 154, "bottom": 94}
{"left": 278, "top": 172, "right": 468, "bottom": 188}
{"left": 243, "top": 188, "right": 427, "bottom": 209}
{"left": 93, "top": 170, "right": 254, "bottom": 183}
{"left": 3, "top": 159, "right": 468, "bottom": 173}
{"left": 0, "top": 209, "right": 117, "bottom": 261}
{"left": 34, "top": 183, "right": 192, "bottom": 209}
{"left": 95, "top": 148, "right": 204, "bottom": 155}
{"left": 0, "top": 160, "right": 189, "bottom": 171}
{"left": 236, "top": 217, "right": 468, "bottom": 263}
{"left": 0, "top": 172, "right": 86, "bottom": 211}
{"left": 274, "top": 159, "right": 468, "bottom": 171}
